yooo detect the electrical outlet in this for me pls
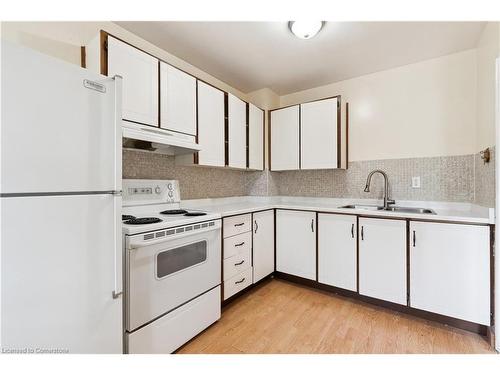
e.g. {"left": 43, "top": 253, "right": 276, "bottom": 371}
{"left": 412, "top": 176, "right": 421, "bottom": 188}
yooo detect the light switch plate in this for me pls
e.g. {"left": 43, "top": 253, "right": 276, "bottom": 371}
{"left": 412, "top": 176, "right": 421, "bottom": 188}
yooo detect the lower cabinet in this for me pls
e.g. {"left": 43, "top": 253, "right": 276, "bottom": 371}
{"left": 276, "top": 210, "right": 316, "bottom": 280}
{"left": 252, "top": 210, "right": 275, "bottom": 283}
{"left": 221, "top": 209, "right": 492, "bottom": 328}
{"left": 222, "top": 214, "right": 253, "bottom": 300}
{"left": 358, "top": 217, "right": 407, "bottom": 305}
{"left": 409, "top": 221, "right": 490, "bottom": 325}
{"left": 318, "top": 214, "right": 357, "bottom": 291}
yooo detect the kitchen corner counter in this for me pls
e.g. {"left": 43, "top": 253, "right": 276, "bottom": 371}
{"left": 181, "top": 196, "right": 495, "bottom": 225}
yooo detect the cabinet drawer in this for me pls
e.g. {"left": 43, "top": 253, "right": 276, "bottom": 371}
{"left": 223, "top": 231, "right": 252, "bottom": 259}
{"left": 223, "top": 214, "right": 251, "bottom": 238}
{"left": 223, "top": 247, "right": 251, "bottom": 281}
{"left": 224, "top": 267, "right": 252, "bottom": 300}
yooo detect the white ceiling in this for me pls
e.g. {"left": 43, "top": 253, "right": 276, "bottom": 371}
{"left": 116, "top": 21, "right": 486, "bottom": 95}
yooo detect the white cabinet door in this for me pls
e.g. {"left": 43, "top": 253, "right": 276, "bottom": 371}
{"left": 276, "top": 210, "right": 316, "bottom": 280}
{"left": 107, "top": 36, "right": 158, "bottom": 126}
{"left": 228, "top": 93, "right": 247, "bottom": 169}
{"left": 160, "top": 62, "right": 197, "bottom": 135}
{"left": 300, "top": 98, "right": 338, "bottom": 169}
{"left": 318, "top": 214, "right": 357, "bottom": 291}
{"left": 248, "top": 104, "right": 264, "bottom": 170}
{"left": 359, "top": 218, "right": 407, "bottom": 305}
{"left": 197, "top": 81, "right": 225, "bottom": 167}
{"left": 270, "top": 105, "right": 299, "bottom": 171}
{"left": 253, "top": 210, "right": 275, "bottom": 283}
{"left": 410, "top": 222, "right": 490, "bottom": 325}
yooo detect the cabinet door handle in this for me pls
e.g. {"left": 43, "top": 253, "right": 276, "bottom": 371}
{"left": 234, "top": 222, "right": 245, "bottom": 227}
{"left": 234, "top": 260, "right": 245, "bottom": 266}
{"left": 254, "top": 220, "right": 258, "bottom": 234}
{"left": 413, "top": 230, "right": 416, "bottom": 247}
{"left": 361, "top": 226, "right": 364, "bottom": 241}
{"left": 351, "top": 223, "right": 354, "bottom": 238}
{"left": 235, "top": 278, "right": 246, "bottom": 284}
{"left": 311, "top": 219, "right": 314, "bottom": 233}
{"left": 235, "top": 242, "right": 245, "bottom": 247}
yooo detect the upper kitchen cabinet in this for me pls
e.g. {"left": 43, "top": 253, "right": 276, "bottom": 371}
{"left": 270, "top": 96, "right": 346, "bottom": 171}
{"left": 270, "top": 105, "right": 300, "bottom": 171}
{"left": 300, "top": 97, "right": 340, "bottom": 169}
{"left": 248, "top": 104, "right": 264, "bottom": 170}
{"left": 106, "top": 35, "right": 159, "bottom": 126}
{"left": 196, "top": 81, "right": 225, "bottom": 167}
{"left": 227, "top": 93, "right": 247, "bottom": 169}
{"left": 160, "top": 62, "right": 197, "bottom": 135}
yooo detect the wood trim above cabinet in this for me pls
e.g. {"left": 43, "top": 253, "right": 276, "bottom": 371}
{"left": 337, "top": 96, "right": 341, "bottom": 168}
{"left": 263, "top": 109, "right": 266, "bottom": 171}
{"left": 157, "top": 60, "right": 161, "bottom": 130}
{"left": 99, "top": 30, "right": 108, "bottom": 76}
{"left": 346, "top": 102, "right": 349, "bottom": 169}
{"left": 224, "top": 92, "right": 229, "bottom": 166}
{"left": 268, "top": 110, "right": 272, "bottom": 170}
{"left": 246, "top": 102, "right": 250, "bottom": 169}
{"left": 194, "top": 79, "right": 200, "bottom": 165}
{"left": 80, "top": 46, "right": 86, "bottom": 68}
{"left": 298, "top": 104, "right": 302, "bottom": 170}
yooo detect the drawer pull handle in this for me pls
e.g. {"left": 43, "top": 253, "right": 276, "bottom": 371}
{"left": 361, "top": 226, "right": 364, "bottom": 241}
{"left": 235, "top": 278, "right": 246, "bottom": 284}
{"left": 254, "top": 220, "right": 258, "bottom": 233}
{"left": 311, "top": 219, "right": 314, "bottom": 232}
{"left": 234, "top": 260, "right": 245, "bottom": 266}
{"left": 235, "top": 242, "right": 245, "bottom": 247}
{"left": 351, "top": 223, "right": 354, "bottom": 238}
{"left": 413, "top": 230, "right": 416, "bottom": 247}
{"left": 234, "top": 223, "right": 245, "bottom": 227}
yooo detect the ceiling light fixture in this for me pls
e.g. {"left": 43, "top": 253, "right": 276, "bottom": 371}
{"left": 288, "top": 21, "right": 324, "bottom": 39}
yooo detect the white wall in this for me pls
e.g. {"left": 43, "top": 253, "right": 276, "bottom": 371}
{"left": 475, "top": 22, "right": 499, "bottom": 152}
{"left": 280, "top": 50, "right": 478, "bottom": 162}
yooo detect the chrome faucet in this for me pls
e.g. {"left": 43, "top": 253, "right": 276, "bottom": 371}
{"left": 364, "top": 170, "right": 395, "bottom": 210}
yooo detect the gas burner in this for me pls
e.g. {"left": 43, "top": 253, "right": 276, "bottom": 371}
{"left": 124, "top": 217, "right": 163, "bottom": 225}
{"left": 184, "top": 212, "right": 207, "bottom": 217}
{"left": 160, "top": 209, "right": 188, "bottom": 215}
{"left": 122, "top": 215, "right": 136, "bottom": 221}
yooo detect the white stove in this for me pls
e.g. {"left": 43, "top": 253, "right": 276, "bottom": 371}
{"left": 122, "top": 179, "right": 222, "bottom": 354}
{"left": 122, "top": 179, "right": 220, "bottom": 235}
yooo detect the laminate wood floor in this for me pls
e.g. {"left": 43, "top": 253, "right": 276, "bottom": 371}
{"left": 177, "top": 278, "right": 494, "bottom": 354}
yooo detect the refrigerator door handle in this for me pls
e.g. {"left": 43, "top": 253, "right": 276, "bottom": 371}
{"left": 112, "top": 195, "right": 123, "bottom": 300}
{"left": 112, "top": 75, "right": 123, "bottom": 193}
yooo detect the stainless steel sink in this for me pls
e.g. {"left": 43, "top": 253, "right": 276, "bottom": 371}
{"left": 383, "top": 206, "right": 436, "bottom": 214}
{"left": 339, "top": 204, "right": 384, "bottom": 211}
{"left": 339, "top": 204, "right": 436, "bottom": 215}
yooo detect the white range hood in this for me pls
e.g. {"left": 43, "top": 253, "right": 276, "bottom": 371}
{"left": 122, "top": 121, "right": 201, "bottom": 155}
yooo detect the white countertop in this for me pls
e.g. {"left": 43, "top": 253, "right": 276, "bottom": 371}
{"left": 181, "top": 196, "right": 495, "bottom": 224}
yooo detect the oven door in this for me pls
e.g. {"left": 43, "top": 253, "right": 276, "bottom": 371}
{"left": 126, "top": 220, "right": 221, "bottom": 332}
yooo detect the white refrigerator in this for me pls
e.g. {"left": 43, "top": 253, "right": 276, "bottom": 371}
{"left": 1, "top": 41, "right": 123, "bottom": 353}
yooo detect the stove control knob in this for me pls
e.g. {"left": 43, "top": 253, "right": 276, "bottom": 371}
{"left": 167, "top": 183, "right": 173, "bottom": 190}
{"left": 168, "top": 191, "right": 174, "bottom": 198}
{"left": 155, "top": 186, "right": 162, "bottom": 194}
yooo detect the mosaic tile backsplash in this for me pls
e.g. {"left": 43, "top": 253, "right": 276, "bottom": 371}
{"left": 123, "top": 148, "right": 495, "bottom": 207}
{"left": 275, "top": 155, "right": 476, "bottom": 202}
